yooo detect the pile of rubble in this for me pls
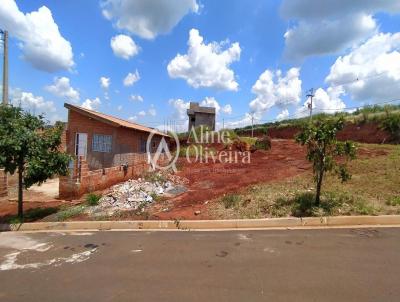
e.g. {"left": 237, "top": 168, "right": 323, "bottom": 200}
{"left": 88, "top": 173, "right": 188, "bottom": 216}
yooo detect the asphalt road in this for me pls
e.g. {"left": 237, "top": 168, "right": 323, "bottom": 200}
{"left": 0, "top": 228, "right": 399, "bottom": 302}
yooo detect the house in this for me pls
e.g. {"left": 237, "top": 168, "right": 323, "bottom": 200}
{"left": 187, "top": 102, "right": 216, "bottom": 131}
{"left": 60, "top": 103, "right": 169, "bottom": 198}
{"left": 64, "top": 103, "right": 168, "bottom": 170}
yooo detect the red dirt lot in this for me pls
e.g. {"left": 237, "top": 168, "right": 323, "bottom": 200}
{"left": 150, "top": 139, "right": 390, "bottom": 220}
{"left": 150, "top": 139, "right": 310, "bottom": 219}
{"left": 0, "top": 139, "right": 390, "bottom": 223}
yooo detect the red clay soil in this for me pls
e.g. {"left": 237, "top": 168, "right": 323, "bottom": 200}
{"left": 150, "top": 139, "right": 391, "bottom": 220}
{"left": 0, "top": 188, "right": 80, "bottom": 223}
{"left": 243, "top": 122, "right": 392, "bottom": 144}
{"left": 151, "top": 139, "right": 310, "bottom": 220}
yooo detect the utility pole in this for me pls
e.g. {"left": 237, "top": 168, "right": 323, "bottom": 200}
{"left": 1, "top": 30, "right": 8, "bottom": 105}
{"left": 306, "top": 88, "right": 314, "bottom": 121}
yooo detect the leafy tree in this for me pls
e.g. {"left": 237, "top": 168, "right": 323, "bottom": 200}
{"left": 296, "top": 117, "right": 356, "bottom": 205}
{"left": 0, "top": 105, "right": 71, "bottom": 219}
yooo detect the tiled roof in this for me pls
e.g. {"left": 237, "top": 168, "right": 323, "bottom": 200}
{"left": 65, "top": 103, "right": 169, "bottom": 137}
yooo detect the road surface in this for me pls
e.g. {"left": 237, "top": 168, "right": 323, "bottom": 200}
{"left": 0, "top": 228, "right": 399, "bottom": 301}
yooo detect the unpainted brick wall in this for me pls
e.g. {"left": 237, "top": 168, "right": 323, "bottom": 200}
{"left": 59, "top": 154, "right": 165, "bottom": 199}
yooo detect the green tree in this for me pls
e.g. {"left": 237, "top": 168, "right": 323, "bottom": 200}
{"left": 296, "top": 117, "right": 356, "bottom": 205}
{"left": 0, "top": 105, "right": 71, "bottom": 219}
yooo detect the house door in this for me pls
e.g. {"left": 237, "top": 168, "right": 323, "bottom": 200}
{"left": 75, "top": 133, "right": 88, "bottom": 158}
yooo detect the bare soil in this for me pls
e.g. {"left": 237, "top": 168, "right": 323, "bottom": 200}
{"left": 148, "top": 139, "right": 390, "bottom": 220}
{"left": 0, "top": 139, "right": 391, "bottom": 222}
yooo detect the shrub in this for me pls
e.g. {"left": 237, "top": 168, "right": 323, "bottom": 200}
{"left": 386, "top": 196, "right": 400, "bottom": 206}
{"left": 86, "top": 193, "right": 102, "bottom": 206}
{"left": 296, "top": 117, "right": 356, "bottom": 205}
{"left": 221, "top": 194, "right": 242, "bottom": 209}
{"left": 381, "top": 114, "right": 400, "bottom": 142}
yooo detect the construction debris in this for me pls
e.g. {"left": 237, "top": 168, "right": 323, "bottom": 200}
{"left": 87, "top": 173, "right": 188, "bottom": 216}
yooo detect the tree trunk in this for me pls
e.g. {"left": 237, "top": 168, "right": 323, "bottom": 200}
{"left": 315, "top": 167, "right": 324, "bottom": 206}
{"left": 17, "top": 165, "right": 23, "bottom": 220}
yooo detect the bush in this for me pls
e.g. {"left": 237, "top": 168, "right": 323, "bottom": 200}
{"left": 386, "top": 196, "right": 400, "bottom": 206}
{"left": 271, "top": 191, "right": 376, "bottom": 217}
{"left": 221, "top": 194, "right": 242, "bottom": 209}
{"left": 86, "top": 193, "right": 102, "bottom": 206}
{"left": 381, "top": 114, "right": 400, "bottom": 142}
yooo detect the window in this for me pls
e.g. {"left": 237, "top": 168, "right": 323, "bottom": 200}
{"left": 139, "top": 138, "right": 146, "bottom": 153}
{"left": 92, "top": 134, "right": 112, "bottom": 153}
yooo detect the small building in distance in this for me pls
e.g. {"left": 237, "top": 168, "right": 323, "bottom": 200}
{"left": 187, "top": 102, "right": 216, "bottom": 131}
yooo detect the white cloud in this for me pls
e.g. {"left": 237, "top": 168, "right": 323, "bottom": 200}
{"left": 130, "top": 94, "right": 143, "bottom": 102}
{"left": 296, "top": 86, "right": 346, "bottom": 117}
{"left": 138, "top": 110, "right": 146, "bottom": 117}
{"left": 10, "top": 88, "right": 60, "bottom": 123}
{"left": 167, "top": 29, "right": 241, "bottom": 91}
{"left": 110, "top": 34, "right": 140, "bottom": 60}
{"left": 326, "top": 32, "right": 400, "bottom": 102}
{"left": 148, "top": 105, "right": 156, "bottom": 117}
{"left": 281, "top": 0, "right": 400, "bottom": 60}
{"left": 128, "top": 115, "right": 137, "bottom": 121}
{"left": 169, "top": 98, "right": 190, "bottom": 120}
{"left": 11, "top": 89, "right": 56, "bottom": 114}
{"left": 45, "top": 77, "right": 79, "bottom": 101}
{"left": 249, "top": 68, "right": 302, "bottom": 114}
{"left": 0, "top": 0, "right": 74, "bottom": 72}
{"left": 117, "top": 105, "right": 122, "bottom": 111}
{"left": 221, "top": 104, "right": 232, "bottom": 115}
{"left": 224, "top": 112, "right": 258, "bottom": 130}
{"left": 277, "top": 109, "right": 289, "bottom": 120}
{"left": 101, "top": 0, "right": 199, "bottom": 39}
{"left": 200, "top": 97, "right": 232, "bottom": 115}
{"left": 123, "top": 70, "right": 140, "bottom": 86}
{"left": 284, "top": 15, "right": 376, "bottom": 61}
{"left": 100, "top": 77, "right": 111, "bottom": 90}
{"left": 82, "top": 97, "right": 101, "bottom": 110}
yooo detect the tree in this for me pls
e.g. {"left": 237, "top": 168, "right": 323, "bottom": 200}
{"left": 296, "top": 117, "right": 356, "bottom": 205}
{"left": 0, "top": 105, "right": 71, "bottom": 219}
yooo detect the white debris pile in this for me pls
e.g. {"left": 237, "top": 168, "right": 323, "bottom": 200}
{"left": 98, "top": 178, "right": 172, "bottom": 211}
{"left": 92, "top": 173, "right": 189, "bottom": 215}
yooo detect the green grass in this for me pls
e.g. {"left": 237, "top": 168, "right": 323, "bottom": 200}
{"left": 221, "top": 194, "right": 242, "bottom": 209}
{"left": 211, "top": 144, "right": 399, "bottom": 219}
{"left": 386, "top": 196, "right": 400, "bottom": 206}
{"left": 85, "top": 193, "right": 102, "bottom": 206}
{"left": 239, "top": 136, "right": 257, "bottom": 146}
{"left": 56, "top": 205, "right": 86, "bottom": 221}
{"left": 7, "top": 207, "right": 59, "bottom": 224}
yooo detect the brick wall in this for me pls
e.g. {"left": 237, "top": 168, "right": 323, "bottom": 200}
{"left": 59, "top": 154, "right": 165, "bottom": 199}
{"left": 66, "top": 110, "right": 161, "bottom": 170}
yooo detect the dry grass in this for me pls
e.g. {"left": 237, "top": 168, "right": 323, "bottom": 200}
{"left": 210, "top": 144, "right": 400, "bottom": 219}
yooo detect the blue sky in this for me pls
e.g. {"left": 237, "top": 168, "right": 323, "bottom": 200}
{"left": 1, "top": 0, "right": 400, "bottom": 130}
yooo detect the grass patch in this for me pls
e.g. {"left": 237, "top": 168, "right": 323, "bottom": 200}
{"left": 386, "top": 196, "right": 400, "bottom": 206}
{"left": 85, "top": 193, "right": 102, "bottom": 206}
{"left": 210, "top": 143, "right": 399, "bottom": 219}
{"left": 7, "top": 207, "right": 59, "bottom": 224}
{"left": 56, "top": 205, "right": 85, "bottom": 221}
{"left": 239, "top": 136, "right": 257, "bottom": 146}
{"left": 221, "top": 194, "right": 242, "bottom": 209}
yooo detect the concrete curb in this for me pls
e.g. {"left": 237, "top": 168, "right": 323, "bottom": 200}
{"left": 1, "top": 215, "right": 400, "bottom": 232}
